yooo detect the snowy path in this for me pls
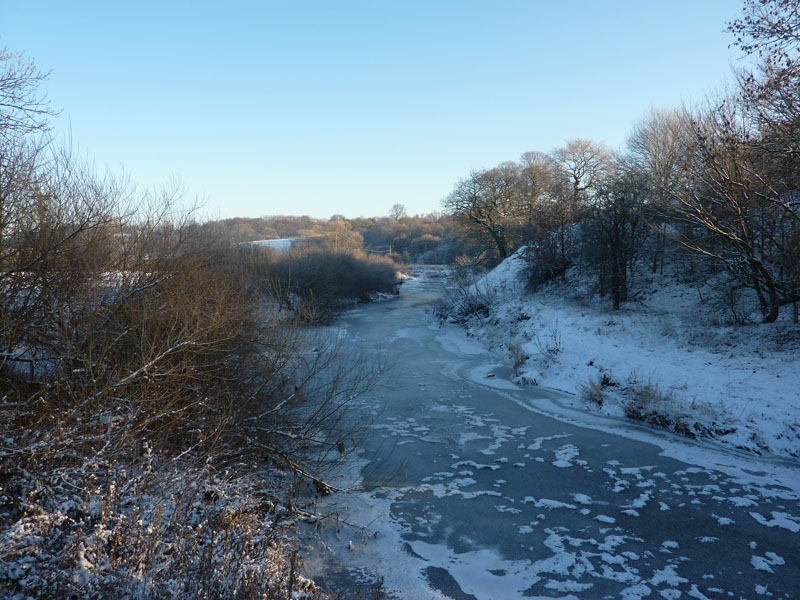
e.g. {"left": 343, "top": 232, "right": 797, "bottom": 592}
{"left": 312, "top": 270, "right": 800, "bottom": 599}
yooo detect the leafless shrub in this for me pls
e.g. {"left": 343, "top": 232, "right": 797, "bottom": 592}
{"left": 532, "top": 320, "right": 562, "bottom": 363}
{"left": 620, "top": 379, "right": 709, "bottom": 439}
{"left": 433, "top": 261, "right": 497, "bottom": 324}
{"left": 580, "top": 372, "right": 618, "bottom": 407}
{"left": 236, "top": 246, "right": 400, "bottom": 321}
{"left": 506, "top": 341, "right": 529, "bottom": 376}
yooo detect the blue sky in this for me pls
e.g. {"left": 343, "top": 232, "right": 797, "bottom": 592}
{"left": 3, "top": 1, "right": 744, "bottom": 219}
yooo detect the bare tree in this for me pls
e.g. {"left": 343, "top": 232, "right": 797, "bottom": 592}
{"left": 1, "top": 50, "right": 57, "bottom": 267}
{"left": 628, "top": 108, "right": 691, "bottom": 196}
{"left": 549, "top": 139, "right": 612, "bottom": 279}
{"left": 442, "top": 164, "right": 520, "bottom": 260}
{"left": 728, "top": 0, "right": 800, "bottom": 166}
{"left": 728, "top": 0, "right": 800, "bottom": 66}
{"left": 0, "top": 47, "right": 55, "bottom": 141}
{"left": 389, "top": 202, "right": 407, "bottom": 221}
{"left": 667, "top": 0, "right": 800, "bottom": 321}
{"left": 582, "top": 161, "right": 649, "bottom": 309}
{"left": 552, "top": 138, "right": 611, "bottom": 204}
{"left": 627, "top": 108, "right": 693, "bottom": 273}
{"left": 670, "top": 99, "right": 799, "bottom": 322}
{"left": 512, "top": 151, "right": 567, "bottom": 285}
{"left": 516, "top": 151, "right": 558, "bottom": 230}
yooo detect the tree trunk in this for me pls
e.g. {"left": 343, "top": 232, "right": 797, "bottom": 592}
{"left": 620, "top": 255, "right": 628, "bottom": 301}
{"left": 652, "top": 223, "right": 665, "bottom": 275}
{"left": 762, "top": 275, "right": 780, "bottom": 323}
{"left": 651, "top": 225, "right": 660, "bottom": 274}
{"left": 610, "top": 247, "right": 622, "bottom": 310}
{"left": 750, "top": 259, "right": 780, "bottom": 323}
{"left": 611, "top": 267, "right": 621, "bottom": 310}
{"left": 489, "top": 228, "right": 508, "bottom": 260}
{"left": 752, "top": 278, "right": 770, "bottom": 319}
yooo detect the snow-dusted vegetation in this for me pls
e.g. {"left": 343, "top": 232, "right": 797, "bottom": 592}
{"left": 2, "top": 456, "right": 322, "bottom": 598}
{"left": 0, "top": 179, "right": 368, "bottom": 597}
{"left": 0, "top": 49, "right": 384, "bottom": 599}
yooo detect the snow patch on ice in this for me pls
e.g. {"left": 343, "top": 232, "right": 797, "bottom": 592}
{"left": 748, "top": 510, "right": 800, "bottom": 532}
{"left": 750, "top": 552, "right": 785, "bottom": 573}
{"left": 594, "top": 515, "right": 616, "bottom": 524}
{"left": 553, "top": 444, "right": 581, "bottom": 468}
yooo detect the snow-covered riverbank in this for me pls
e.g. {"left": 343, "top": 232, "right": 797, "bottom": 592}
{"left": 454, "top": 251, "right": 800, "bottom": 459}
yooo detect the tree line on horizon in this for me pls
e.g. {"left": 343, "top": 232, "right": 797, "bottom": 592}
{"left": 202, "top": 210, "right": 476, "bottom": 264}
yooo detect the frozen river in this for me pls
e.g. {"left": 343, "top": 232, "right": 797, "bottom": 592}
{"left": 311, "top": 268, "right": 799, "bottom": 599}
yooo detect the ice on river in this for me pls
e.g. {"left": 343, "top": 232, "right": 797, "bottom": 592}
{"left": 312, "top": 268, "right": 800, "bottom": 599}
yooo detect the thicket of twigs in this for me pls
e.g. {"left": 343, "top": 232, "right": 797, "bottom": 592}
{"left": 240, "top": 245, "right": 401, "bottom": 321}
{"left": 0, "top": 49, "right": 380, "bottom": 599}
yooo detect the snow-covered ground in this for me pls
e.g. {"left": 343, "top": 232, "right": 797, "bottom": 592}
{"left": 455, "top": 250, "right": 800, "bottom": 459}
